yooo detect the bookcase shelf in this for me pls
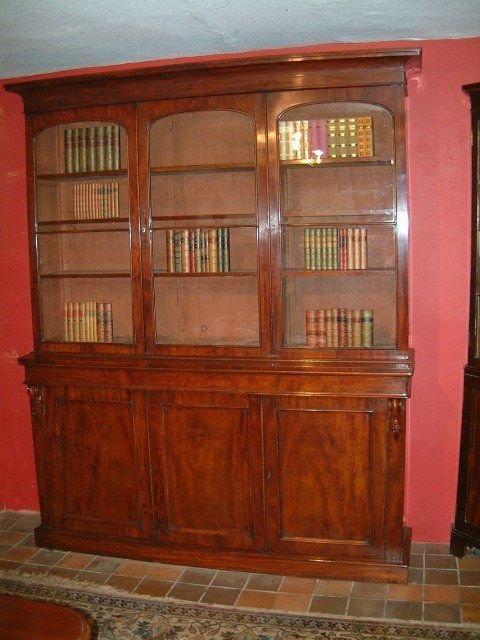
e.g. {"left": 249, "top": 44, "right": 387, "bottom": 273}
{"left": 151, "top": 163, "right": 255, "bottom": 174}
{"left": 280, "top": 157, "right": 394, "bottom": 168}
{"left": 37, "top": 170, "right": 128, "bottom": 180}
{"left": 9, "top": 49, "right": 419, "bottom": 583}
{"left": 40, "top": 271, "right": 132, "bottom": 278}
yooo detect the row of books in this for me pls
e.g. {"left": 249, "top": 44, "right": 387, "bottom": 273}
{"left": 62, "top": 301, "right": 113, "bottom": 343}
{"left": 305, "top": 308, "right": 373, "bottom": 347}
{"left": 166, "top": 228, "right": 231, "bottom": 273}
{"left": 65, "top": 125, "right": 121, "bottom": 174}
{"left": 73, "top": 182, "right": 120, "bottom": 220}
{"left": 303, "top": 227, "right": 367, "bottom": 270}
{"left": 279, "top": 116, "right": 374, "bottom": 161}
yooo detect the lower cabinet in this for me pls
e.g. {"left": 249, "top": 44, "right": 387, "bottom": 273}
{"left": 36, "top": 385, "right": 153, "bottom": 540}
{"left": 28, "top": 380, "right": 410, "bottom": 582}
{"left": 451, "top": 373, "right": 480, "bottom": 555}
{"left": 147, "top": 390, "right": 265, "bottom": 550}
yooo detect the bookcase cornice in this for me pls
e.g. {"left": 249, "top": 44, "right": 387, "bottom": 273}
{"left": 6, "top": 48, "right": 421, "bottom": 114}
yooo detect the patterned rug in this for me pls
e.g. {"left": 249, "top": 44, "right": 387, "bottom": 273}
{"left": 1, "top": 570, "right": 479, "bottom": 640}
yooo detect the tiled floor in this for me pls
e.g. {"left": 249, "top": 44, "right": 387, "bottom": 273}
{"left": 1, "top": 510, "right": 480, "bottom": 627}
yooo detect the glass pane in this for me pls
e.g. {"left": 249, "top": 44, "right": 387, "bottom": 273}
{"left": 279, "top": 102, "right": 397, "bottom": 349}
{"left": 149, "top": 110, "right": 259, "bottom": 346}
{"left": 34, "top": 121, "right": 133, "bottom": 344}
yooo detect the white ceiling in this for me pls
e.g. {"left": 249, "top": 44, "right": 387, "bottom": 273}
{"left": 1, "top": 0, "right": 479, "bottom": 80}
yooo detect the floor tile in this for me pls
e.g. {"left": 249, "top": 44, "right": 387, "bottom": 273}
{"left": 424, "top": 585, "right": 460, "bottom": 603}
{"left": 271, "top": 592, "right": 312, "bottom": 612}
{"left": 424, "top": 569, "right": 459, "bottom": 585}
{"left": 425, "top": 555, "right": 458, "bottom": 569}
{"left": 351, "top": 581, "right": 388, "bottom": 599}
{"left": 167, "top": 582, "right": 206, "bottom": 602}
{"left": 424, "top": 602, "right": 461, "bottom": 623}
{"left": 106, "top": 575, "right": 142, "bottom": 592}
{"left": 279, "top": 575, "right": 316, "bottom": 594}
{"left": 348, "top": 598, "right": 385, "bottom": 618}
{"left": 424, "top": 543, "right": 451, "bottom": 555}
{"left": 310, "top": 595, "right": 348, "bottom": 615}
{"left": 460, "top": 586, "right": 480, "bottom": 604}
{"left": 245, "top": 573, "right": 283, "bottom": 592}
{"left": 47, "top": 566, "right": 80, "bottom": 580}
{"left": 236, "top": 589, "right": 277, "bottom": 609}
{"left": 462, "top": 603, "right": 480, "bottom": 623}
{"left": 146, "top": 562, "right": 185, "bottom": 581}
{"left": 178, "top": 567, "right": 217, "bottom": 585}
{"left": 113, "top": 559, "right": 152, "bottom": 578}
{"left": 1, "top": 546, "right": 38, "bottom": 563}
{"left": 384, "top": 600, "right": 423, "bottom": 621}
{"left": 387, "top": 583, "right": 423, "bottom": 601}
{"left": 459, "top": 570, "right": 480, "bottom": 586}
{"left": 201, "top": 586, "right": 241, "bottom": 606}
{"left": 29, "top": 548, "right": 66, "bottom": 566}
{"left": 315, "top": 579, "right": 352, "bottom": 596}
{"left": 135, "top": 578, "right": 173, "bottom": 597}
{"left": 56, "top": 552, "right": 96, "bottom": 570}
{"left": 211, "top": 570, "right": 250, "bottom": 589}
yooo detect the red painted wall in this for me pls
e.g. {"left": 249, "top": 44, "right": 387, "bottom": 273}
{"left": 1, "top": 37, "right": 479, "bottom": 540}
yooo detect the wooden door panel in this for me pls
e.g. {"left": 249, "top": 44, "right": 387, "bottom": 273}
{"left": 463, "top": 387, "right": 480, "bottom": 530}
{"left": 264, "top": 395, "right": 387, "bottom": 558}
{"left": 148, "top": 391, "right": 264, "bottom": 550}
{"left": 277, "top": 409, "right": 371, "bottom": 542}
{"left": 46, "top": 386, "right": 152, "bottom": 539}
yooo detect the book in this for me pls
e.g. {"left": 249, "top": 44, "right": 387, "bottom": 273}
{"left": 65, "top": 125, "right": 122, "bottom": 173}
{"left": 166, "top": 227, "right": 231, "bottom": 273}
{"left": 305, "top": 307, "right": 374, "bottom": 347}
{"left": 62, "top": 301, "right": 113, "bottom": 343}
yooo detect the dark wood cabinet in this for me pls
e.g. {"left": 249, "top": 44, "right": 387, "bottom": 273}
{"left": 451, "top": 83, "right": 480, "bottom": 557}
{"left": 7, "top": 48, "right": 420, "bottom": 582}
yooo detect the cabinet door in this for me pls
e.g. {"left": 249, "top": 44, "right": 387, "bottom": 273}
{"left": 453, "top": 382, "right": 480, "bottom": 546}
{"left": 267, "top": 86, "right": 407, "bottom": 357}
{"left": 264, "top": 395, "right": 405, "bottom": 560}
{"left": 43, "top": 386, "right": 152, "bottom": 539}
{"left": 138, "top": 94, "right": 270, "bottom": 357}
{"left": 147, "top": 391, "right": 264, "bottom": 550}
{"left": 30, "top": 105, "right": 143, "bottom": 352}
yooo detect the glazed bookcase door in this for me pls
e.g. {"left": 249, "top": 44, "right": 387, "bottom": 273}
{"left": 268, "top": 87, "right": 407, "bottom": 357}
{"left": 472, "top": 108, "right": 480, "bottom": 362}
{"left": 30, "top": 105, "right": 143, "bottom": 352}
{"left": 138, "top": 95, "right": 270, "bottom": 357}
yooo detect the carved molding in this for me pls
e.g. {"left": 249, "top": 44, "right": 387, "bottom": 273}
{"left": 389, "top": 398, "right": 405, "bottom": 442}
{"left": 27, "top": 385, "right": 44, "bottom": 418}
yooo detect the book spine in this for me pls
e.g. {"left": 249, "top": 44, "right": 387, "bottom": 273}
{"left": 105, "top": 125, "right": 113, "bottom": 170}
{"left": 301, "top": 120, "right": 309, "bottom": 160}
{"left": 293, "top": 120, "right": 302, "bottom": 160}
{"left": 96, "top": 126, "right": 105, "bottom": 171}
{"left": 223, "top": 227, "right": 230, "bottom": 272}
{"left": 63, "top": 302, "right": 69, "bottom": 341}
{"left": 72, "top": 128, "right": 79, "bottom": 173}
{"left": 317, "top": 119, "right": 328, "bottom": 158}
{"left": 112, "top": 125, "right": 120, "bottom": 170}
{"left": 361, "top": 309, "right": 374, "bottom": 347}
{"left": 104, "top": 303, "right": 113, "bottom": 343}
{"left": 345, "top": 309, "right": 353, "bottom": 347}
{"left": 78, "top": 127, "right": 87, "bottom": 172}
{"left": 347, "top": 228, "right": 355, "bottom": 270}
{"left": 316, "top": 309, "right": 327, "bottom": 347}
{"left": 87, "top": 126, "right": 96, "bottom": 171}
{"left": 208, "top": 229, "right": 218, "bottom": 273}
{"left": 338, "top": 307, "right": 346, "bottom": 347}
{"left": 96, "top": 302, "right": 105, "bottom": 343}
{"left": 173, "top": 230, "right": 182, "bottom": 273}
{"left": 305, "top": 309, "right": 317, "bottom": 347}
{"left": 278, "top": 121, "right": 287, "bottom": 161}
{"left": 217, "top": 227, "right": 224, "bottom": 273}
{"left": 314, "top": 228, "right": 321, "bottom": 270}
{"left": 354, "top": 228, "right": 361, "bottom": 269}
{"left": 194, "top": 228, "right": 202, "bottom": 273}
{"left": 352, "top": 309, "right": 362, "bottom": 347}
{"left": 166, "top": 230, "right": 175, "bottom": 273}
{"left": 304, "top": 228, "right": 311, "bottom": 270}
{"left": 64, "top": 128, "right": 73, "bottom": 173}
{"left": 180, "top": 229, "right": 190, "bottom": 273}
{"left": 360, "top": 228, "right": 367, "bottom": 269}
{"left": 189, "top": 229, "right": 196, "bottom": 273}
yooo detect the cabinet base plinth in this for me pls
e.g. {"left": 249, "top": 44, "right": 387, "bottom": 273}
{"left": 35, "top": 526, "right": 411, "bottom": 584}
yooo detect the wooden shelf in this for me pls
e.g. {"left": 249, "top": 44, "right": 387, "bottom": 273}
{"left": 151, "top": 162, "right": 255, "bottom": 174}
{"left": 38, "top": 217, "right": 129, "bottom": 227}
{"left": 40, "top": 271, "right": 131, "bottom": 279}
{"left": 284, "top": 268, "right": 395, "bottom": 276}
{"left": 280, "top": 157, "right": 393, "bottom": 168}
{"left": 154, "top": 270, "right": 257, "bottom": 278}
{"left": 37, "top": 170, "right": 128, "bottom": 180}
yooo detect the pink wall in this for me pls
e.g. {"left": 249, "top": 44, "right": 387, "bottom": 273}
{"left": 1, "top": 37, "right": 479, "bottom": 540}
